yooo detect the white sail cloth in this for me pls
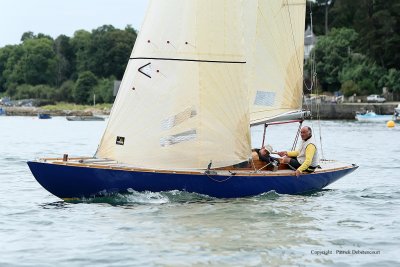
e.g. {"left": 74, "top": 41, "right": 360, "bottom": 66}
{"left": 245, "top": 0, "right": 306, "bottom": 126}
{"left": 96, "top": 0, "right": 251, "bottom": 170}
{"left": 96, "top": 0, "right": 306, "bottom": 170}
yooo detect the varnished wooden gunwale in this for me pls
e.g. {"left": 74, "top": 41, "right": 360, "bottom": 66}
{"left": 38, "top": 157, "right": 355, "bottom": 177}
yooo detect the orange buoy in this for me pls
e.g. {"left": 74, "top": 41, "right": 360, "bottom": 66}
{"left": 387, "top": 120, "right": 395, "bottom": 128}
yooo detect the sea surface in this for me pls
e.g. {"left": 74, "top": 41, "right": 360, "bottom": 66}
{"left": 0, "top": 116, "right": 399, "bottom": 267}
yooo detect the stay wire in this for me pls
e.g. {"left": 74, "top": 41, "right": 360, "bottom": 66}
{"left": 286, "top": 0, "right": 314, "bottom": 93}
{"left": 306, "top": 0, "right": 324, "bottom": 159}
{"left": 286, "top": 0, "right": 302, "bottom": 80}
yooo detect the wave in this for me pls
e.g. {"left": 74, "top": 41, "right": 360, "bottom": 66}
{"left": 57, "top": 189, "right": 291, "bottom": 206}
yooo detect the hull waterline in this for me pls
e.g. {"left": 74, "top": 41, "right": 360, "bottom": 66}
{"left": 27, "top": 161, "right": 358, "bottom": 199}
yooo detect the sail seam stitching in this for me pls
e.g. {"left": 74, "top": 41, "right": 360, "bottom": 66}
{"left": 130, "top": 57, "right": 246, "bottom": 64}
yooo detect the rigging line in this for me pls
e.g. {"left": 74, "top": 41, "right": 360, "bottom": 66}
{"left": 292, "top": 121, "right": 303, "bottom": 150}
{"left": 285, "top": 0, "right": 306, "bottom": 90}
{"left": 205, "top": 173, "right": 234, "bottom": 183}
{"left": 305, "top": 0, "right": 315, "bottom": 92}
{"left": 304, "top": 1, "right": 315, "bottom": 113}
{"left": 286, "top": 0, "right": 315, "bottom": 93}
{"left": 256, "top": 162, "right": 272, "bottom": 172}
{"left": 249, "top": 160, "right": 272, "bottom": 173}
{"left": 308, "top": 74, "right": 324, "bottom": 160}
{"left": 130, "top": 57, "right": 246, "bottom": 64}
{"left": 251, "top": 158, "right": 258, "bottom": 172}
{"left": 311, "top": 40, "right": 323, "bottom": 159}
{"left": 300, "top": 1, "right": 324, "bottom": 159}
{"left": 316, "top": 83, "right": 324, "bottom": 159}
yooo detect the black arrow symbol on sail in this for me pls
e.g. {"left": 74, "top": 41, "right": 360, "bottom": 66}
{"left": 138, "top": 62, "right": 151, "bottom": 78}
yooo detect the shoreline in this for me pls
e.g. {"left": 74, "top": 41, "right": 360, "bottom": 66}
{"left": 305, "top": 102, "right": 399, "bottom": 119}
{"left": 0, "top": 106, "right": 110, "bottom": 117}
{"left": 1, "top": 102, "right": 399, "bottom": 119}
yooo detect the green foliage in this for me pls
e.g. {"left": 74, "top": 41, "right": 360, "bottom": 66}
{"left": 57, "top": 80, "right": 75, "bottom": 102}
{"left": 1, "top": 37, "right": 58, "bottom": 88}
{"left": 379, "top": 68, "right": 400, "bottom": 92}
{"left": 0, "top": 45, "right": 15, "bottom": 92}
{"left": 306, "top": 0, "right": 400, "bottom": 98}
{"left": 0, "top": 25, "right": 134, "bottom": 103}
{"left": 9, "top": 84, "right": 57, "bottom": 100}
{"left": 70, "top": 30, "right": 92, "bottom": 76}
{"left": 94, "top": 77, "right": 115, "bottom": 104}
{"left": 72, "top": 25, "right": 137, "bottom": 80}
{"left": 339, "top": 53, "right": 385, "bottom": 95}
{"left": 21, "top": 38, "right": 58, "bottom": 85}
{"left": 73, "top": 71, "right": 97, "bottom": 104}
{"left": 327, "top": 0, "right": 400, "bottom": 69}
{"left": 340, "top": 80, "right": 359, "bottom": 97}
{"left": 54, "top": 35, "right": 75, "bottom": 86}
{"left": 20, "top": 31, "right": 35, "bottom": 42}
{"left": 2, "top": 45, "right": 25, "bottom": 89}
{"left": 307, "top": 27, "right": 358, "bottom": 92}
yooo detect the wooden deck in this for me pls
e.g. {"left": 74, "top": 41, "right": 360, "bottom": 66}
{"left": 37, "top": 154, "right": 355, "bottom": 177}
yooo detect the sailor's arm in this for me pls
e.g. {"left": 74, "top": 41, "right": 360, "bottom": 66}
{"left": 277, "top": 150, "right": 299, "bottom": 157}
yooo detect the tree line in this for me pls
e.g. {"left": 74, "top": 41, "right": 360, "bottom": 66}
{"left": 0, "top": 25, "right": 137, "bottom": 104}
{"left": 305, "top": 0, "right": 400, "bottom": 98}
{"left": 1, "top": 1, "right": 399, "bottom": 104}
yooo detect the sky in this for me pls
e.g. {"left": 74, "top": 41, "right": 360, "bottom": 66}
{"left": 0, "top": 0, "right": 149, "bottom": 47}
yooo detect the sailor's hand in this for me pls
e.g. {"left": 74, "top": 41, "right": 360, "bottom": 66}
{"left": 277, "top": 151, "right": 287, "bottom": 157}
{"left": 295, "top": 169, "right": 302, "bottom": 177}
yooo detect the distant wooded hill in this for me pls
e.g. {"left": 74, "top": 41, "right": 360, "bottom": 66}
{"left": 0, "top": 25, "right": 137, "bottom": 104}
{"left": 0, "top": 0, "right": 399, "bottom": 104}
{"left": 305, "top": 0, "right": 400, "bottom": 98}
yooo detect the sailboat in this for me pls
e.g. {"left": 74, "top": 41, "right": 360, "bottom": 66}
{"left": 28, "top": 0, "right": 358, "bottom": 199}
{"left": 355, "top": 111, "right": 397, "bottom": 122}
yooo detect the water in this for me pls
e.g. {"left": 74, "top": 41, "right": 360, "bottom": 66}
{"left": 1, "top": 116, "right": 399, "bottom": 266}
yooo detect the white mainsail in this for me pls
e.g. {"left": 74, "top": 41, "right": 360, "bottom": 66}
{"left": 96, "top": 0, "right": 252, "bottom": 170}
{"left": 246, "top": 0, "right": 306, "bottom": 126}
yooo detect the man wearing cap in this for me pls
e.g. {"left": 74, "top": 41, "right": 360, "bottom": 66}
{"left": 277, "top": 126, "right": 319, "bottom": 177}
{"left": 253, "top": 144, "right": 277, "bottom": 164}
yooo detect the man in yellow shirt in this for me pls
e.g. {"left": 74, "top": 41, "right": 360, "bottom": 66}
{"left": 277, "top": 126, "right": 319, "bottom": 177}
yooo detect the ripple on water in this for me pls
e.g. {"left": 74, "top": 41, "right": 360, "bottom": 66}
{"left": 1, "top": 119, "right": 400, "bottom": 266}
{"left": 337, "top": 219, "right": 368, "bottom": 229}
{"left": 360, "top": 191, "right": 400, "bottom": 200}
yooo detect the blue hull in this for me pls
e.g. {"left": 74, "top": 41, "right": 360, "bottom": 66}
{"left": 27, "top": 161, "right": 358, "bottom": 199}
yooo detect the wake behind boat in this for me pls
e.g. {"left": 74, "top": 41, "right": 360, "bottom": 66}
{"left": 28, "top": 0, "right": 357, "bottom": 199}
